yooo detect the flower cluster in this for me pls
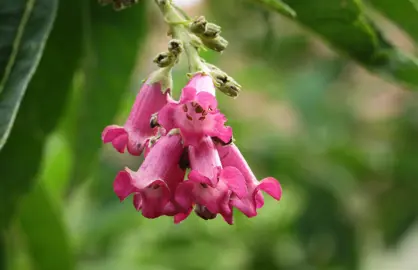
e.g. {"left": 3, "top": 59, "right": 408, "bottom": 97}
{"left": 100, "top": 0, "right": 282, "bottom": 224}
{"left": 102, "top": 71, "right": 282, "bottom": 224}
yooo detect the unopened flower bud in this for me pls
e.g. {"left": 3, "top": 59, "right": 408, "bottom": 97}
{"left": 210, "top": 68, "right": 241, "bottom": 97}
{"left": 220, "top": 80, "right": 241, "bottom": 97}
{"left": 153, "top": 52, "right": 174, "bottom": 67}
{"left": 212, "top": 72, "right": 227, "bottom": 85}
{"left": 202, "top": 36, "right": 228, "bottom": 52}
{"left": 168, "top": 39, "right": 183, "bottom": 57}
{"left": 190, "top": 16, "right": 207, "bottom": 35}
{"left": 203, "top": 23, "right": 221, "bottom": 38}
{"left": 189, "top": 34, "right": 204, "bottom": 49}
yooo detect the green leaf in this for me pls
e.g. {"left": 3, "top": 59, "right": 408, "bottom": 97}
{"left": 255, "top": 0, "right": 418, "bottom": 90}
{"left": 296, "top": 185, "right": 358, "bottom": 269}
{"left": 70, "top": 2, "right": 147, "bottom": 184}
{"left": 0, "top": 0, "right": 83, "bottom": 229}
{"left": 285, "top": 59, "right": 345, "bottom": 127}
{"left": 0, "top": 0, "right": 57, "bottom": 151}
{"left": 369, "top": 0, "right": 418, "bottom": 43}
{"left": 18, "top": 185, "right": 74, "bottom": 270}
{"left": 40, "top": 133, "right": 73, "bottom": 203}
{"left": 252, "top": 0, "right": 296, "bottom": 17}
{"left": 0, "top": 233, "right": 6, "bottom": 270}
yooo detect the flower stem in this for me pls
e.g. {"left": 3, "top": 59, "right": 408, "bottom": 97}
{"left": 155, "top": 0, "right": 207, "bottom": 73}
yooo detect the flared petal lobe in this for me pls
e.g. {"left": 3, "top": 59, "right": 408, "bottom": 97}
{"left": 158, "top": 74, "right": 232, "bottom": 147}
{"left": 113, "top": 133, "right": 185, "bottom": 218}
{"left": 102, "top": 81, "right": 169, "bottom": 155}
{"left": 217, "top": 143, "right": 282, "bottom": 217}
{"left": 175, "top": 137, "right": 247, "bottom": 224}
{"left": 188, "top": 136, "right": 221, "bottom": 187}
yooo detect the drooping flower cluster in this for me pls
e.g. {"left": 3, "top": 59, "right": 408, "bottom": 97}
{"left": 100, "top": 0, "right": 282, "bottom": 224}
{"left": 102, "top": 72, "right": 282, "bottom": 224}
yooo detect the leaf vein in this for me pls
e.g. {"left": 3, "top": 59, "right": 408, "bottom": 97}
{"left": 0, "top": 0, "right": 36, "bottom": 96}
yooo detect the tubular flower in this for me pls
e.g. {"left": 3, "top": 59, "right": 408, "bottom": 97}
{"left": 102, "top": 73, "right": 171, "bottom": 156}
{"left": 217, "top": 143, "right": 282, "bottom": 217}
{"left": 158, "top": 73, "right": 232, "bottom": 147}
{"left": 113, "top": 133, "right": 188, "bottom": 219}
{"left": 175, "top": 137, "right": 247, "bottom": 224}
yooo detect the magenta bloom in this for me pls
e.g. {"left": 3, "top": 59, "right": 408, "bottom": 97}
{"left": 158, "top": 73, "right": 232, "bottom": 147}
{"left": 175, "top": 137, "right": 247, "bottom": 224}
{"left": 113, "top": 133, "right": 186, "bottom": 219}
{"left": 217, "top": 143, "right": 282, "bottom": 217}
{"left": 102, "top": 79, "right": 170, "bottom": 156}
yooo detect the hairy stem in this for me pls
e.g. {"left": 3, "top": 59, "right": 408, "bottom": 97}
{"left": 155, "top": 0, "right": 207, "bottom": 73}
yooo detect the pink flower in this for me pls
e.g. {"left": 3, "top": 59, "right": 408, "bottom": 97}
{"left": 113, "top": 133, "right": 187, "bottom": 219}
{"left": 158, "top": 73, "right": 232, "bottom": 147}
{"left": 217, "top": 143, "right": 282, "bottom": 217}
{"left": 102, "top": 78, "right": 170, "bottom": 156}
{"left": 175, "top": 137, "right": 246, "bottom": 224}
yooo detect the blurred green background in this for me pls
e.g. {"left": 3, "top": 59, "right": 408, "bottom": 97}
{"left": 1, "top": 0, "right": 418, "bottom": 269}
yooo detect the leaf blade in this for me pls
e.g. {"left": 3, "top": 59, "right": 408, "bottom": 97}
{"left": 255, "top": 0, "right": 418, "bottom": 90}
{"left": 0, "top": 0, "right": 83, "bottom": 229}
{"left": 0, "top": 0, "right": 57, "bottom": 150}
{"left": 252, "top": 0, "right": 296, "bottom": 17}
{"left": 18, "top": 185, "right": 74, "bottom": 270}
{"left": 369, "top": 0, "right": 418, "bottom": 43}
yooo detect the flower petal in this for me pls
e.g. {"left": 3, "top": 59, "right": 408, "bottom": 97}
{"left": 220, "top": 166, "right": 247, "bottom": 198}
{"left": 188, "top": 137, "right": 221, "bottom": 186}
{"left": 111, "top": 133, "right": 129, "bottom": 153}
{"left": 180, "top": 130, "right": 205, "bottom": 148}
{"left": 102, "top": 125, "right": 129, "bottom": 153}
{"left": 174, "top": 208, "right": 193, "bottom": 224}
{"left": 195, "top": 91, "right": 217, "bottom": 111}
{"left": 140, "top": 180, "right": 170, "bottom": 219}
{"left": 127, "top": 138, "right": 147, "bottom": 156}
{"left": 133, "top": 193, "right": 142, "bottom": 211}
{"left": 157, "top": 103, "right": 177, "bottom": 133}
{"left": 179, "top": 86, "right": 197, "bottom": 104}
{"left": 113, "top": 170, "right": 137, "bottom": 201}
{"left": 205, "top": 114, "right": 232, "bottom": 144}
{"left": 257, "top": 177, "right": 282, "bottom": 201}
{"left": 102, "top": 125, "right": 126, "bottom": 142}
{"left": 232, "top": 195, "right": 257, "bottom": 218}
{"left": 220, "top": 212, "right": 234, "bottom": 225}
{"left": 188, "top": 170, "right": 214, "bottom": 186}
{"left": 183, "top": 73, "right": 216, "bottom": 97}
{"left": 102, "top": 80, "right": 169, "bottom": 156}
{"left": 255, "top": 192, "right": 265, "bottom": 209}
{"left": 175, "top": 182, "right": 195, "bottom": 210}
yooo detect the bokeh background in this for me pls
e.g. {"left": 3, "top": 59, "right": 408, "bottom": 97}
{"left": 2, "top": 0, "right": 418, "bottom": 269}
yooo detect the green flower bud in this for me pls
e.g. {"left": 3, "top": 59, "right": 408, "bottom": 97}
{"left": 153, "top": 52, "right": 174, "bottom": 68}
{"left": 221, "top": 81, "right": 241, "bottom": 97}
{"left": 190, "top": 16, "right": 207, "bottom": 35}
{"left": 210, "top": 67, "right": 241, "bottom": 97}
{"left": 202, "top": 36, "right": 228, "bottom": 52}
{"left": 203, "top": 23, "right": 221, "bottom": 38}
{"left": 168, "top": 39, "right": 183, "bottom": 57}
